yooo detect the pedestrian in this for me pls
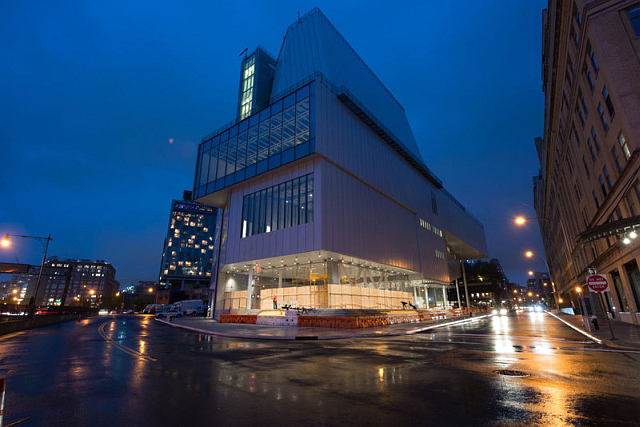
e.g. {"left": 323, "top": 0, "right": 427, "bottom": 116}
{"left": 273, "top": 295, "right": 277, "bottom": 309}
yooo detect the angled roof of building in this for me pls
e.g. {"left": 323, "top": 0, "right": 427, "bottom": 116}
{"left": 270, "top": 8, "right": 426, "bottom": 169}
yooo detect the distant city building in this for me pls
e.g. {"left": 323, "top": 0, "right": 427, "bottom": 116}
{"left": 536, "top": 0, "right": 640, "bottom": 323}
{"left": 39, "top": 257, "right": 117, "bottom": 306}
{"left": 527, "top": 272, "right": 551, "bottom": 296}
{"left": 0, "top": 274, "right": 36, "bottom": 304}
{"left": 450, "top": 259, "right": 509, "bottom": 307}
{"left": 158, "top": 191, "right": 217, "bottom": 290}
{"left": 192, "top": 8, "right": 487, "bottom": 317}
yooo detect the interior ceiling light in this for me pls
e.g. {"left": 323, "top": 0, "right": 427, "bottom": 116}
{"left": 623, "top": 236, "right": 631, "bottom": 245}
{"left": 630, "top": 231, "right": 638, "bottom": 239}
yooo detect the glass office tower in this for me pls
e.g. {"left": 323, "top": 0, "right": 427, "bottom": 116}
{"left": 194, "top": 8, "right": 487, "bottom": 317}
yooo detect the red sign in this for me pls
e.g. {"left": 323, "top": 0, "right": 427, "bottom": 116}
{"left": 587, "top": 274, "right": 610, "bottom": 293}
{"left": 255, "top": 263, "right": 261, "bottom": 273}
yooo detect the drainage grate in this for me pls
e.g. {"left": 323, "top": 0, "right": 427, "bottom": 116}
{"left": 494, "top": 369, "right": 530, "bottom": 377}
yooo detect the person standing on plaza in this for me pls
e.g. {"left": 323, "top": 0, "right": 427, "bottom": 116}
{"left": 273, "top": 295, "right": 277, "bottom": 309}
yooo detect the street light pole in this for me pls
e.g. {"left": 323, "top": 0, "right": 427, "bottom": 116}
{"left": 2, "top": 233, "right": 52, "bottom": 318}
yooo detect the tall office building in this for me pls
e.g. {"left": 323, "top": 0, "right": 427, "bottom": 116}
{"left": 536, "top": 1, "right": 640, "bottom": 324}
{"left": 39, "top": 257, "right": 117, "bottom": 307}
{"left": 158, "top": 191, "right": 217, "bottom": 290}
{"left": 194, "top": 9, "right": 487, "bottom": 317}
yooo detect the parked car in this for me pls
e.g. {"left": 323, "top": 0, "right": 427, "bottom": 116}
{"left": 142, "top": 304, "right": 165, "bottom": 314}
{"left": 173, "top": 299, "right": 206, "bottom": 316}
{"left": 155, "top": 306, "right": 182, "bottom": 319}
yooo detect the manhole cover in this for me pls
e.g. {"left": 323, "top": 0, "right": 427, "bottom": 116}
{"left": 494, "top": 369, "right": 530, "bottom": 377}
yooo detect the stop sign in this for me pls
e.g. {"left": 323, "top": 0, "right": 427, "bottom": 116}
{"left": 587, "top": 274, "right": 610, "bottom": 293}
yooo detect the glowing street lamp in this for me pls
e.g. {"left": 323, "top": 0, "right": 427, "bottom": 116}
{"left": 528, "top": 270, "right": 534, "bottom": 276}
{"left": 525, "top": 250, "right": 534, "bottom": 258}
{"left": 1, "top": 232, "right": 52, "bottom": 317}
{"left": 575, "top": 286, "right": 582, "bottom": 293}
{"left": 515, "top": 216, "right": 527, "bottom": 225}
{"left": 148, "top": 287, "right": 154, "bottom": 293}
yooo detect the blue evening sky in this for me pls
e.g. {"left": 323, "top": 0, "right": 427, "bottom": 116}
{"left": 1, "top": 0, "right": 548, "bottom": 287}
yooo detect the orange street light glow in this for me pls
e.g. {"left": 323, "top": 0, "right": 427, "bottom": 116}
{"left": 528, "top": 271, "right": 534, "bottom": 276}
{"left": 528, "top": 292, "right": 533, "bottom": 296}
{"left": 148, "top": 287, "right": 154, "bottom": 293}
{"left": 525, "top": 251, "right": 534, "bottom": 258}
{"left": 575, "top": 286, "right": 582, "bottom": 293}
{"left": 559, "top": 298, "right": 564, "bottom": 303}
{"left": 1, "top": 235, "right": 9, "bottom": 247}
{"left": 89, "top": 289, "right": 95, "bottom": 295}
{"left": 515, "top": 217, "right": 526, "bottom": 225}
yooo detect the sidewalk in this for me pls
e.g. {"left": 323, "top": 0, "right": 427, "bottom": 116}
{"left": 551, "top": 312, "right": 640, "bottom": 350}
{"left": 155, "top": 314, "right": 492, "bottom": 340}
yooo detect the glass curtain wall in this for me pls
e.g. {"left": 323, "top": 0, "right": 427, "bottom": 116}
{"left": 195, "top": 82, "right": 315, "bottom": 198}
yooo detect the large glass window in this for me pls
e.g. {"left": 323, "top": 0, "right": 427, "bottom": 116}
{"left": 241, "top": 173, "right": 315, "bottom": 238}
{"left": 247, "top": 125, "right": 258, "bottom": 166}
{"left": 195, "top": 82, "right": 315, "bottom": 198}
{"left": 629, "top": 6, "right": 640, "bottom": 37}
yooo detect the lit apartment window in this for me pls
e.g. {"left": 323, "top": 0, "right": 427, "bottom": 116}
{"left": 604, "top": 166, "right": 612, "bottom": 190}
{"left": 597, "top": 104, "right": 609, "bottom": 133}
{"left": 629, "top": 6, "right": 640, "bottom": 37}
{"left": 588, "top": 43, "right": 599, "bottom": 74}
{"left": 582, "top": 156, "right": 590, "bottom": 178}
{"left": 585, "top": 65, "right": 595, "bottom": 91}
{"left": 619, "top": 132, "right": 631, "bottom": 160}
{"left": 587, "top": 139, "right": 596, "bottom": 162}
{"left": 612, "top": 146, "right": 623, "bottom": 173}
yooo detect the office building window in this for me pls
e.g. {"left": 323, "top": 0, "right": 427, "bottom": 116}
{"left": 582, "top": 156, "right": 590, "bottom": 178}
{"left": 597, "top": 103, "right": 609, "bottom": 133}
{"left": 241, "top": 173, "right": 314, "bottom": 238}
{"left": 603, "top": 86, "right": 615, "bottom": 119}
{"left": 592, "top": 190, "right": 600, "bottom": 209}
{"left": 574, "top": 182, "right": 582, "bottom": 201}
{"left": 590, "top": 127, "right": 601, "bottom": 153}
{"left": 599, "top": 175, "right": 607, "bottom": 198}
{"left": 629, "top": 6, "right": 640, "bottom": 37}
{"left": 576, "top": 105, "right": 585, "bottom": 128}
{"left": 574, "top": 3, "right": 582, "bottom": 24}
{"left": 579, "top": 89, "right": 589, "bottom": 117}
{"left": 587, "top": 139, "right": 596, "bottom": 162}
{"left": 585, "top": 65, "right": 595, "bottom": 91}
{"left": 613, "top": 146, "right": 623, "bottom": 173}
{"left": 588, "top": 43, "right": 599, "bottom": 74}
{"left": 619, "top": 131, "right": 631, "bottom": 160}
{"left": 604, "top": 166, "right": 612, "bottom": 190}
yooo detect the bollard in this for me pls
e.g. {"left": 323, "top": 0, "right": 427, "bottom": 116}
{"left": 1, "top": 378, "right": 6, "bottom": 427}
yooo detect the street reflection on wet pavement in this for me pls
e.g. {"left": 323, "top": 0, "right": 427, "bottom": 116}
{"left": 0, "top": 312, "right": 639, "bottom": 426}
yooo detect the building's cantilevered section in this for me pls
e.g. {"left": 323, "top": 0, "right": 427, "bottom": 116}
{"left": 194, "top": 8, "right": 487, "bottom": 317}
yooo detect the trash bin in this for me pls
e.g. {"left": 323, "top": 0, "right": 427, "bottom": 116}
{"left": 590, "top": 315, "right": 599, "bottom": 331}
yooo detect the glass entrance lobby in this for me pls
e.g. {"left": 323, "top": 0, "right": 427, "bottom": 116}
{"left": 217, "top": 250, "right": 451, "bottom": 311}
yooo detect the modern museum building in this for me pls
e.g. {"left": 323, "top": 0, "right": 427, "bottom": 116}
{"left": 193, "top": 8, "right": 488, "bottom": 317}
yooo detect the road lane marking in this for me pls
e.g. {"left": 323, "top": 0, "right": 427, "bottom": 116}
{"left": 406, "top": 314, "right": 493, "bottom": 334}
{"left": 98, "top": 321, "right": 157, "bottom": 362}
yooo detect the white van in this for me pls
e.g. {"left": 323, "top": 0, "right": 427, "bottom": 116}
{"left": 174, "top": 299, "right": 205, "bottom": 316}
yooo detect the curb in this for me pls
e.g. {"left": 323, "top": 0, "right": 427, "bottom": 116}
{"left": 154, "top": 314, "right": 490, "bottom": 341}
{"left": 548, "top": 312, "right": 640, "bottom": 350}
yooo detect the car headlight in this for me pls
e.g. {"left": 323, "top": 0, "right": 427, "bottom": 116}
{"left": 499, "top": 308, "right": 507, "bottom": 315}
{"left": 534, "top": 306, "right": 542, "bottom": 312}
{"left": 492, "top": 309, "right": 498, "bottom": 315}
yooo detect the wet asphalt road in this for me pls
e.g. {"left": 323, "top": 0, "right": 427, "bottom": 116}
{"left": 1, "top": 312, "right": 640, "bottom": 427}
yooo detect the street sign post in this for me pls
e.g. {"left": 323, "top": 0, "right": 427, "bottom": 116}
{"left": 587, "top": 274, "right": 610, "bottom": 292}
{"left": 586, "top": 274, "right": 616, "bottom": 340}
